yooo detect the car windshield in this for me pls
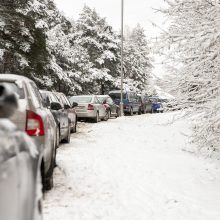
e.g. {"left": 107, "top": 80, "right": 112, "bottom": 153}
{"left": 109, "top": 93, "right": 126, "bottom": 100}
{"left": 0, "top": 81, "right": 25, "bottom": 99}
{"left": 69, "top": 96, "right": 92, "bottom": 104}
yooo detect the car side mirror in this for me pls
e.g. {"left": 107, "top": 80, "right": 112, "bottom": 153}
{"left": 72, "top": 102, "right": 78, "bottom": 108}
{"left": 51, "top": 102, "right": 62, "bottom": 111}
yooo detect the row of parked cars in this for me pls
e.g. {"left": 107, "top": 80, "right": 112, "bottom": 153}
{"left": 0, "top": 74, "right": 165, "bottom": 220}
{"left": 0, "top": 74, "right": 80, "bottom": 220}
{"left": 68, "top": 90, "right": 164, "bottom": 123}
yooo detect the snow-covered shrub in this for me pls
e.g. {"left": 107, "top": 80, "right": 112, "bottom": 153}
{"left": 157, "top": 0, "right": 220, "bottom": 155}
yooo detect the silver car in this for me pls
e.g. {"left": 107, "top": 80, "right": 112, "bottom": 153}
{"left": 69, "top": 95, "right": 106, "bottom": 122}
{"left": 0, "top": 84, "right": 42, "bottom": 220}
{"left": 0, "top": 74, "right": 58, "bottom": 191}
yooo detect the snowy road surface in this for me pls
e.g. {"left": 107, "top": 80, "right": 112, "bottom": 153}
{"left": 43, "top": 112, "right": 220, "bottom": 220}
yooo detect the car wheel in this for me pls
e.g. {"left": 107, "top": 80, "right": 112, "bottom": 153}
{"left": 44, "top": 175, "right": 54, "bottom": 191}
{"left": 138, "top": 108, "right": 142, "bottom": 115}
{"left": 63, "top": 125, "right": 71, "bottom": 143}
{"left": 72, "top": 116, "right": 77, "bottom": 133}
{"left": 94, "top": 112, "right": 99, "bottom": 123}
{"left": 115, "top": 109, "right": 119, "bottom": 118}
{"left": 42, "top": 148, "right": 55, "bottom": 191}
{"left": 56, "top": 127, "right": 60, "bottom": 148}
{"left": 130, "top": 108, "right": 133, "bottom": 116}
{"left": 104, "top": 110, "right": 110, "bottom": 121}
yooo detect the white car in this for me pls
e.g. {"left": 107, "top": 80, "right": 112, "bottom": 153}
{"left": 69, "top": 95, "right": 106, "bottom": 122}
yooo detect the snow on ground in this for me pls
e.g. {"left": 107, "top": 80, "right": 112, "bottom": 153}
{"left": 43, "top": 112, "right": 220, "bottom": 220}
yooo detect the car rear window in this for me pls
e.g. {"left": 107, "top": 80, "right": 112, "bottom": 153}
{"left": 109, "top": 93, "right": 126, "bottom": 100}
{"left": 0, "top": 81, "right": 25, "bottom": 99}
{"left": 69, "top": 96, "right": 92, "bottom": 104}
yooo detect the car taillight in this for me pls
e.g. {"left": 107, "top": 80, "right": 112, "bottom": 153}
{"left": 26, "top": 110, "right": 45, "bottom": 136}
{"left": 103, "top": 104, "right": 108, "bottom": 109}
{"left": 88, "top": 104, "right": 94, "bottom": 110}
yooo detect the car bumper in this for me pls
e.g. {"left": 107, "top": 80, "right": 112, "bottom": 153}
{"left": 76, "top": 110, "right": 97, "bottom": 118}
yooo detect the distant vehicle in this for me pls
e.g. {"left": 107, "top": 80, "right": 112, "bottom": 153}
{"left": 150, "top": 97, "right": 164, "bottom": 113}
{"left": 69, "top": 95, "right": 106, "bottom": 122}
{"left": 109, "top": 90, "right": 139, "bottom": 115}
{"left": 40, "top": 90, "right": 71, "bottom": 143}
{"left": 0, "top": 83, "right": 42, "bottom": 220}
{"left": 97, "top": 95, "right": 120, "bottom": 119}
{"left": 0, "top": 74, "right": 57, "bottom": 190}
{"left": 54, "top": 92, "right": 77, "bottom": 133}
{"left": 137, "top": 94, "right": 152, "bottom": 114}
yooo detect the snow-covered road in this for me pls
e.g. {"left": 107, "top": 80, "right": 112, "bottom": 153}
{"left": 43, "top": 112, "right": 220, "bottom": 220}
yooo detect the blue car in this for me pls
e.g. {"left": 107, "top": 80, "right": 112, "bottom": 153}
{"left": 109, "top": 90, "right": 140, "bottom": 115}
{"left": 150, "top": 97, "right": 164, "bottom": 113}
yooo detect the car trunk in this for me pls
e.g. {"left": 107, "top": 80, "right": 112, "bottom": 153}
{"left": 10, "top": 99, "right": 28, "bottom": 131}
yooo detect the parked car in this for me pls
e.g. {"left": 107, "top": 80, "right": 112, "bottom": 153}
{"left": 69, "top": 95, "right": 106, "bottom": 122}
{"left": 137, "top": 94, "right": 152, "bottom": 114}
{"left": 53, "top": 92, "right": 77, "bottom": 133}
{"left": 150, "top": 97, "right": 164, "bottom": 113}
{"left": 97, "top": 95, "right": 120, "bottom": 119}
{"left": 109, "top": 90, "right": 139, "bottom": 115}
{"left": 0, "top": 74, "right": 57, "bottom": 190}
{"left": 0, "top": 83, "right": 42, "bottom": 220}
{"left": 40, "top": 90, "right": 71, "bottom": 144}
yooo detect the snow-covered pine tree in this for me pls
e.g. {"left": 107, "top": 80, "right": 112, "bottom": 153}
{"left": 0, "top": 0, "right": 50, "bottom": 87}
{"left": 123, "top": 24, "right": 153, "bottom": 93}
{"left": 158, "top": 0, "right": 220, "bottom": 154}
{"left": 75, "top": 6, "right": 120, "bottom": 94}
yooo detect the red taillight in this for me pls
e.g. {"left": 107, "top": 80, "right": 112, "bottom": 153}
{"left": 26, "top": 110, "right": 45, "bottom": 136}
{"left": 103, "top": 104, "right": 108, "bottom": 109}
{"left": 88, "top": 104, "right": 94, "bottom": 110}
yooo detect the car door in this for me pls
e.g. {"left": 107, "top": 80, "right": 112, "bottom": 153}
{"left": 0, "top": 140, "right": 19, "bottom": 220}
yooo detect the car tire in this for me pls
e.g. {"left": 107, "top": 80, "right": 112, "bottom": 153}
{"left": 94, "top": 112, "right": 99, "bottom": 123}
{"left": 104, "top": 110, "right": 110, "bottom": 121}
{"left": 115, "top": 109, "right": 120, "bottom": 118}
{"left": 56, "top": 127, "right": 60, "bottom": 148}
{"left": 63, "top": 125, "right": 71, "bottom": 143}
{"left": 72, "top": 117, "right": 77, "bottom": 133}
{"left": 138, "top": 108, "right": 142, "bottom": 115}
{"left": 130, "top": 108, "right": 133, "bottom": 116}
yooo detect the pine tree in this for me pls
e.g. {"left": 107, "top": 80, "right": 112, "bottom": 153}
{"left": 0, "top": 0, "right": 49, "bottom": 87}
{"left": 75, "top": 6, "right": 120, "bottom": 94}
{"left": 123, "top": 24, "right": 153, "bottom": 92}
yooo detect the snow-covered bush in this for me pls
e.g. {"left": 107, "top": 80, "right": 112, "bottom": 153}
{"left": 157, "top": 0, "right": 220, "bottom": 155}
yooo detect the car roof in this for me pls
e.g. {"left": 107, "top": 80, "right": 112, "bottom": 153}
{"left": 97, "top": 95, "right": 109, "bottom": 97}
{"left": 0, "top": 74, "right": 32, "bottom": 82}
{"left": 71, "top": 95, "right": 95, "bottom": 97}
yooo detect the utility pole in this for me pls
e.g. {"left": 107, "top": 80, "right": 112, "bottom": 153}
{"left": 120, "top": 0, "right": 124, "bottom": 116}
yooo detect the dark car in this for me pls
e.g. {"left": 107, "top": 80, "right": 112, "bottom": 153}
{"left": 97, "top": 95, "right": 120, "bottom": 120}
{"left": 40, "top": 90, "right": 71, "bottom": 144}
{"left": 0, "top": 84, "right": 42, "bottom": 220}
{"left": 109, "top": 90, "right": 139, "bottom": 115}
{"left": 54, "top": 92, "right": 77, "bottom": 133}
{"left": 137, "top": 94, "right": 152, "bottom": 114}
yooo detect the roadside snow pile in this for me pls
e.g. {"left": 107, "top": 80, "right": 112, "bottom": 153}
{"left": 44, "top": 112, "right": 220, "bottom": 220}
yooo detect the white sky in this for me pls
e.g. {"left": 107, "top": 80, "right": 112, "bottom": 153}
{"left": 54, "top": 0, "right": 168, "bottom": 77}
{"left": 54, "top": 0, "right": 167, "bottom": 38}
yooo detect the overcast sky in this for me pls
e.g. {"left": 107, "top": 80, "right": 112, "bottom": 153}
{"left": 54, "top": 0, "right": 167, "bottom": 38}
